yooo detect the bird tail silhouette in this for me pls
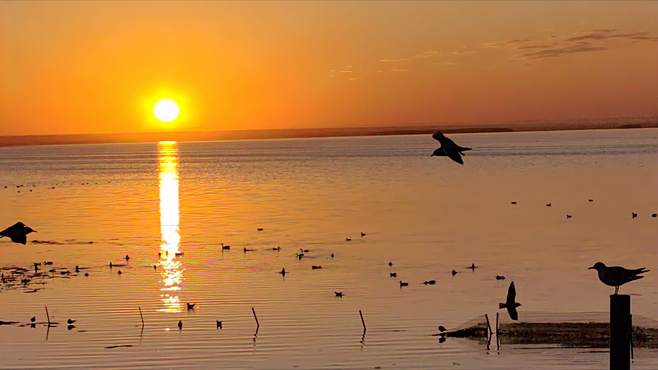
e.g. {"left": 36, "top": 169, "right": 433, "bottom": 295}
{"left": 458, "top": 146, "right": 472, "bottom": 152}
{"left": 633, "top": 268, "right": 649, "bottom": 274}
{"left": 628, "top": 275, "right": 645, "bottom": 283}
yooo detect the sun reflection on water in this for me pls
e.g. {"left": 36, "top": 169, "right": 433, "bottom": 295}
{"left": 158, "top": 141, "right": 183, "bottom": 312}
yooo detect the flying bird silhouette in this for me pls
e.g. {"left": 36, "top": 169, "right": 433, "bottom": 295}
{"left": 589, "top": 262, "right": 649, "bottom": 295}
{"left": 0, "top": 222, "right": 36, "bottom": 245}
{"left": 431, "top": 131, "right": 472, "bottom": 165}
{"left": 499, "top": 282, "right": 521, "bottom": 320}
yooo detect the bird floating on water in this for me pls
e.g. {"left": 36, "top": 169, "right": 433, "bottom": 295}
{"left": 651, "top": 213, "right": 657, "bottom": 218}
{"left": 499, "top": 281, "right": 521, "bottom": 321}
{"left": 279, "top": 268, "right": 287, "bottom": 276}
{"left": 186, "top": 303, "right": 196, "bottom": 310}
{"left": 451, "top": 270, "right": 458, "bottom": 276}
{"left": 243, "top": 248, "right": 255, "bottom": 253}
{"left": 311, "top": 265, "right": 322, "bottom": 270}
{"left": 589, "top": 262, "right": 649, "bottom": 295}
{"left": 67, "top": 319, "right": 76, "bottom": 325}
{"left": 467, "top": 263, "right": 478, "bottom": 271}
{"left": 389, "top": 272, "right": 397, "bottom": 278}
{"left": 178, "top": 320, "right": 183, "bottom": 330}
{"left": 431, "top": 131, "right": 471, "bottom": 165}
{"left": 30, "top": 316, "right": 36, "bottom": 323}
{"left": 272, "top": 246, "right": 281, "bottom": 251}
{"left": 361, "top": 232, "right": 366, "bottom": 237}
{"left": 345, "top": 237, "right": 352, "bottom": 242}
{"left": 423, "top": 280, "right": 436, "bottom": 285}
{"left": 546, "top": 203, "right": 552, "bottom": 207}
{"left": 399, "top": 281, "right": 409, "bottom": 287}
{"left": 566, "top": 214, "right": 573, "bottom": 219}
{"left": 221, "top": 243, "right": 231, "bottom": 251}
{"left": 388, "top": 261, "right": 393, "bottom": 267}
{"left": 257, "top": 228, "right": 263, "bottom": 231}
{"left": 632, "top": 212, "right": 638, "bottom": 219}
{"left": 335, "top": 291, "right": 344, "bottom": 298}
{"left": 0, "top": 222, "right": 36, "bottom": 245}
{"left": 216, "top": 320, "right": 222, "bottom": 329}
{"left": 495, "top": 275, "right": 506, "bottom": 280}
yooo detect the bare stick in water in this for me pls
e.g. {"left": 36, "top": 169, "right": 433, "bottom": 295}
{"left": 495, "top": 312, "right": 499, "bottom": 336}
{"left": 484, "top": 314, "right": 492, "bottom": 337}
{"left": 138, "top": 306, "right": 145, "bottom": 328}
{"left": 359, "top": 309, "right": 367, "bottom": 333}
{"left": 45, "top": 305, "right": 51, "bottom": 324}
{"left": 252, "top": 307, "right": 260, "bottom": 330}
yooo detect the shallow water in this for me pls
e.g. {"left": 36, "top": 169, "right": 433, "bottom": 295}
{"left": 1, "top": 129, "right": 657, "bottom": 369}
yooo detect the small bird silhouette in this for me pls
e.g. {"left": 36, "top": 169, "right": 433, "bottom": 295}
{"left": 423, "top": 280, "right": 436, "bottom": 285}
{"left": 510, "top": 201, "right": 517, "bottom": 205}
{"left": 566, "top": 214, "right": 573, "bottom": 219}
{"left": 361, "top": 232, "right": 366, "bottom": 237}
{"left": 389, "top": 272, "right": 397, "bottom": 278}
{"left": 467, "top": 263, "right": 478, "bottom": 271}
{"left": 272, "top": 246, "right": 281, "bottom": 251}
{"left": 334, "top": 291, "right": 344, "bottom": 298}
{"left": 345, "top": 237, "right": 352, "bottom": 242}
{"left": 588, "top": 199, "right": 594, "bottom": 202}
{"left": 278, "top": 267, "right": 287, "bottom": 276}
{"left": 388, "top": 261, "right": 393, "bottom": 267}
{"left": 186, "top": 303, "right": 196, "bottom": 310}
{"left": 589, "top": 262, "right": 649, "bottom": 295}
{"left": 243, "top": 248, "right": 255, "bottom": 253}
{"left": 67, "top": 318, "right": 76, "bottom": 325}
{"left": 221, "top": 243, "right": 231, "bottom": 251}
{"left": 438, "top": 325, "right": 447, "bottom": 333}
{"left": 632, "top": 212, "right": 638, "bottom": 219}
{"left": 125, "top": 255, "right": 130, "bottom": 261}
{"left": 451, "top": 270, "right": 458, "bottom": 276}
{"left": 30, "top": 316, "right": 36, "bottom": 323}
{"left": 311, "top": 265, "right": 322, "bottom": 270}
{"left": 178, "top": 320, "right": 183, "bottom": 330}
{"left": 495, "top": 275, "right": 506, "bottom": 280}
{"left": 546, "top": 203, "right": 552, "bottom": 207}
{"left": 651, "top": 213, "right": 657, "bottom": 218}
{"left": 499, "top": 282, "right": 521, "bottom": 320}
{"left": 330, "top": 253, "right": 335, "bottom": 259}
{"left": 117, "top": 270, "right": 122, "bottom": 275}
{"left": 216, "top": 320, "right": 222, "bottom": 329}
{"left": 399, "top": 281, "right": 409, "bottom": 287}
{"left": 257, "top": 228, "right": 263, "bottom": 231}
{"left": 431, "top": 131, "right": 471, "bottom": 165}
{"left": 0, "top": 222, "right": 36, "bottom": 245}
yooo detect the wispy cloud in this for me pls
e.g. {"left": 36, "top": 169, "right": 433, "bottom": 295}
{"left": 522, "top": 42, "right": 608, "bottom": 59}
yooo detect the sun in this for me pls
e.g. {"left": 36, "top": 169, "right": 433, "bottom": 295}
{"left": 153, "top": 99, "right": 180, "bottom": 123}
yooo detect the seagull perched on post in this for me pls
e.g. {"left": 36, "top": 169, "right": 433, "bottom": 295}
{"left": 499, "top": 281, "right": 521, "bottom": 320}
{"left": 589, "top": 262, "right": 649, "bottom": 295}
{"left": 431, "top": 131, "right": 472, "bottom": 165}
{"left": 0, "top": 222, "right": 36, "bottom": 245}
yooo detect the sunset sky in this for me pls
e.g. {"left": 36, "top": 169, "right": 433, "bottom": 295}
{"left": 1, "top": 1, "right": 657, "bottom": 136}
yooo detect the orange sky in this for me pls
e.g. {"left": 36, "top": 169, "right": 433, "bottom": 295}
{"left": 1, "top": 1, "right": 657, "bottom": 136}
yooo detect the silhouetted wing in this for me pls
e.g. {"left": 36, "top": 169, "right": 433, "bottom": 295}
{"left": 506, "top": 282, "right": 516, "bottom": 304}
{"left": 447, "top": 150, "right": 464, "bottom": 165}
{"left": 0, "top": 222, "right": 21, "bottom": 236}
{"left": 507, "top": 305, "right": 519, "bottom": 321}
{"left": 432, "top": 131, "right": 446, "bottom": 143}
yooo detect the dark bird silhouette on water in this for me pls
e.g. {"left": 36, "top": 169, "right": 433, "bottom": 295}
{"left": 311, "top": 265, "right": 322, "bottom": 270}
{"left": 566, "top": 214, "right": 573, "bottom": 219}
{"left": 467, "top": 263, "right": 478, "bottom": 271}
{"left": 361, "top": 232, "right": 366, "bottom": 237}
{"left": 399, "top": 281, "right": 409, "bottom": 287}
{"left": 30, "top": 316, "right": 36, "bottom": 323}
{"left": 67, "top": 318, "right": 76, "bottom": 325}
{"left": 221, "top": 243, "right": 230, "bottom": 251}
{"left": 651, "top": 213, "right": 657, "bottom": 218}
{"left": 495, "top": 275, "right": 506, "bottom": 280}
{"left": 546, "top": 203, "right": 552, "bottom": 207}
{"left": 423, "top": 280, "right": 436, "bottom": 285}
{"left": 334, "top": 291, "right": 344, "bottom": 298}
{"left": 389, "top": 272, "right": 397, "bottom": 278}
{"left": 589, "top": 262, "right": 649, "bottom": 295}
{"left": 186, "top": 303, "right": 196, "bottom": 311}
{"left": 216, "top": 320, "right": 222, "bottom": 329}
{"left": 451, "top": 269, "right": 458, "bottom": 276}
{"left": 178, "top": 320, "right": 183, "bottom": 330}
{"left": 388, "top": 261, "right": 393, "bottom": 267}
{"left": 431, "top": 131, "right": 471, "bottom": 165}
{"left": 499, "top": 281, "right": 521, "bottom": 321}
{"left": 632, "top": 212, "right": 638, "bottom": 219}
{"left": 0, "top": 222, "right": 36, "bottom": 245}
{"left": 345, "top": 237, "right": 352, "bottom": 242}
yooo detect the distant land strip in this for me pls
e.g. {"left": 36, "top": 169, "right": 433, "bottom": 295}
{"left": 0, "top": 120, "right": 656, "bottom": 148}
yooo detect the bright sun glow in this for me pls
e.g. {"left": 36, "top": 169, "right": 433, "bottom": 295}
{"left": 153, "top": 99, "right": 180, "bottom": 123}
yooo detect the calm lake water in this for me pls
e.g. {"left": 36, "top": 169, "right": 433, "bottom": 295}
{"left": 1, "top": 129, "right": 657, "bottom": 369}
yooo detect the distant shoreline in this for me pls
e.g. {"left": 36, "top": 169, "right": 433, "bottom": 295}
{"left": 0, "top": 121, "right": 656, "bottom": 148}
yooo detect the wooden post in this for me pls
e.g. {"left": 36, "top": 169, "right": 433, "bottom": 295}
{"left": 610, "top": 294, "right": 631, "bottom": 370}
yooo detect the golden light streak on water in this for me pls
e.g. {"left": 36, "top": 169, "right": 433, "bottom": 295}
{"left": 158, "top": 141, "right": 183, "bottom": 312}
